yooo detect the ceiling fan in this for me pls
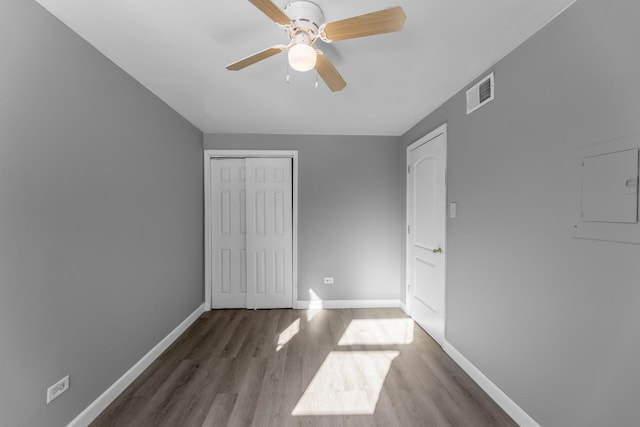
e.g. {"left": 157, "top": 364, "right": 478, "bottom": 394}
{"left": 226, "top": 0, "right": 407, "bottom": 92}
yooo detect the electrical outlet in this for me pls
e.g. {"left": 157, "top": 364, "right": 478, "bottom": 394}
{"left": 324, "top": 277, "right": 334, "bottom": 285}
{"left": 47, "top": 375, "right": 69, "bottom": 404}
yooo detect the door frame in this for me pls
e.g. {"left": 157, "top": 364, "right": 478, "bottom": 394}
{"left": 406, "top": 124, "right": 447, "bottom": 342}
{"left": 204, "top": 150, "right": 299, "bottom": 310}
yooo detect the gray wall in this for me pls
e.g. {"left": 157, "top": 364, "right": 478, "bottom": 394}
{"left": 0, "top": 1, "right": 203, "bottom": 426}
{"left": 204, "top": 134, "right": 404, "bottom": 302}
{"left": 403, "top": 0, "right": 640, "bottom": 425}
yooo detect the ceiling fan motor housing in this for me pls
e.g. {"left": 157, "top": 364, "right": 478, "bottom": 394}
{"left": 284, "top": 1, "right": 324, "bottom": 37}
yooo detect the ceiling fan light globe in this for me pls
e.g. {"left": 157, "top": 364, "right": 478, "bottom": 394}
{"left": 288, "top": 44, "right": 317, "bottom": 72}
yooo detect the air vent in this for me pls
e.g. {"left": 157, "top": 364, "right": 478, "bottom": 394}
{"left": 466, "top": 72, "right": 495, "bottom": 114}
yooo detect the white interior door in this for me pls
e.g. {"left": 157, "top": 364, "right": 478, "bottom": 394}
{"left": 245, "top": 158, "right": 293, "bottom": 309}
{"left": 407, "top": 126, "right": 447, "bottom": 345}
{"left": 210, "top": 159, "right": 247, "bottom": 308}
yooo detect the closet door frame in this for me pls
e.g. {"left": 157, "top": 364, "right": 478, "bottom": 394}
{"left": 204, "top": 150, "right": 298, "bottom": 310}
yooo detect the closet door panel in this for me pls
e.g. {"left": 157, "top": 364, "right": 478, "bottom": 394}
{"left": 246, "top": 158, "right": 293, "bottom": 308}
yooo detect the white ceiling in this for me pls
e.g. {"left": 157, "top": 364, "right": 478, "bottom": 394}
{"left": 35, "top": 0, "right": 575, "bottom": 136}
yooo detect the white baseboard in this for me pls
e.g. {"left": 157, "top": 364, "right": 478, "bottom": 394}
{"left": 442, "top": 341, "right": 540, "bottom": 427}
{"left": 399, "top": 300, "right": 408, "bottom": 315}
{"left": 67, "top": 303, "right": 205, "bottom": 427}
{"left": 296, "top": 299, "right": 401, "bottom": 309}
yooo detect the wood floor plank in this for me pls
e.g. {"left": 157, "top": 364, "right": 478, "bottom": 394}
{"left": 251, "top": 309, "right": 282, "bottom": 357}
{"left": 126, "top": 359, "right": 200, "bottom": 426}
{"left": 202, "top": 393, "right": 237, "bottom": 427}
{"left": 219, "top": 313, "right": 251, "bottom": 359}
{"left": 226, "top": 357, "right": 269, "bottom": 427}
{"left": 176, "top": 358, "right": 234, "bottom": 427}
{"left": 251, "top": 345, "right": 289, "bottom": 427}
{"left": 91, "top": 308, "right": 517, "bottom": 427}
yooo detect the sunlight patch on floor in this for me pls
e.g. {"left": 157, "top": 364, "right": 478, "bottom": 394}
{"left": 277, "top": 318, "right": 300, "bottom": 351}
{"left": 292, "top": 351, "right": 399, "bottom": 416}
{"left": 306, "top": 308, "right": 322, "bottom": 322}
{"left": 306, "top": 289, "right": 323, "bottom": 321}
{"left": 338, "top": 318, "right": 414, "bottom": 346}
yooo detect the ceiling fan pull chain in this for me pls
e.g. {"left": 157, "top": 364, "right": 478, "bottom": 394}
{"left": 286, "top": 59, "right": 291, "bottom": 84}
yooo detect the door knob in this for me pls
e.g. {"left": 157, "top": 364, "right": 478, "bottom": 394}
{"left": 432, "top": 248, "right": 442, "bottom": 254}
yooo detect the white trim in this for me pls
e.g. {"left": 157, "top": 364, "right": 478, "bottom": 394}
{"left": 296, "top": 299, "right": 401, "bottom": 309}
{"left": 204, "top": 150, "right": 299, "bottom": 310}
{"left": 442, "top": 340, "right": 540, "bottom": 427}
{"left": 406, "top": 124, "right": 448, "bottom": 151}
{"left": 67, "top": 304, "right": 205, "bottom": 427}
{"left": 399, "top": 300, "right": 408, "bottom": 315}
{"left": 204, "top": 153, "right": 212, "bottom": 310}
{"left": 406, "top": 123, "right": 448, "bottom": 341}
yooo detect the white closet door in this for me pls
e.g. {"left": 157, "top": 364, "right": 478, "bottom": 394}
{"left": 245, "top": 158, "right": 293, "bottom": 309}
{"left": 210, "top": 159, "right": 247, "bottom": 308}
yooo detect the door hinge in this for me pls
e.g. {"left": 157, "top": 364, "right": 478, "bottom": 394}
{"left": 408, "top": 165, "right": 411, "bottom": 174}
{"left": 407, "top": 225, "right": 411, "bottom": 234}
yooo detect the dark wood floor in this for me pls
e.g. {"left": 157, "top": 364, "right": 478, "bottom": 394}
{"left": 91, "top": 308, "right": 516, "bottom": 427}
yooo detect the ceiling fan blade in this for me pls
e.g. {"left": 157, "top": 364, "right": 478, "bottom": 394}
{"left": 322, "top": 6, "right": 407, "bottom": 42}
{"left": 226, "top": 46, "right": 285, "bottom": 71}
{"left": 249, "top": 0, "right": 291, "bottom": 26}
{"left": 315, "top": 53, "right": 346, "bottom": 92}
